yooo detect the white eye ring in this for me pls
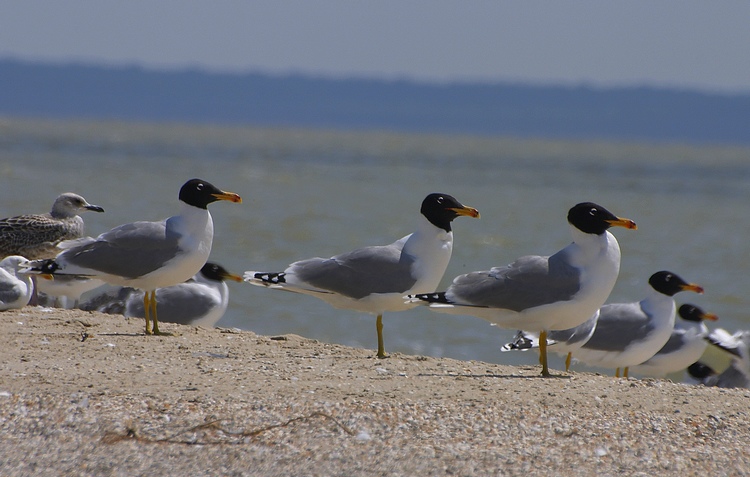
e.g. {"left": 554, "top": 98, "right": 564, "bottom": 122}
{"left": 437, "top": 197, "right": 444, "bottom": 204}
{"left": 589, "top": 208, "right": 597, "bottom": 216}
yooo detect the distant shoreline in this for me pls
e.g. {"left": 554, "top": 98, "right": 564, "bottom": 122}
{"left": 2, "top": 58, "right": 749, "bottom": 146}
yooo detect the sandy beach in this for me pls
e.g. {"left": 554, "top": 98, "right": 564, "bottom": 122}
{"left": 1, "top": 307, "right": 749, "bottom": 476}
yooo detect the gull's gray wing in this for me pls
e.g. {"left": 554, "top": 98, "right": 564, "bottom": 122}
{"left": 652, "top": 330, "right": 689, "bottom": 355}
{"left": 0, "top": 272, "right": 22, "bottom": 304}
{"left": 61, "top": 219, "right": 180, "bottom": 279}
{"left": 583, "top": 302, "right": 655, "bottom": 352}
{"left": 549, "top": 313, "right": 598, "bottom": 345}
{"left": 289, "top": 243, "right": 417, "bottom": 299}
{"left": 446, "top": 250, "right": 581, "bottom": 311}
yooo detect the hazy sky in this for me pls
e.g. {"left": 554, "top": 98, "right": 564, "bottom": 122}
{"left": 3, "top": 1, "right": 750, "bottom": 93}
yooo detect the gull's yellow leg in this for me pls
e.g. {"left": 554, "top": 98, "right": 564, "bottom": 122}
{"left": 143, "top": 291, "right": 152, "bottom": 335}
{"left": 150, "top": 291, "right": 162, "bottom": 335}
{"left": 615, "top": 368, "right": 621, "bottom": 378}
{"left": 623, "top": 367, "right": 629, "bottom": 378}
{"left": 376, "top": 314, "right": 387, "bottom": 359}
{"left": 539, "top": 330, "right": 550, "bottom": 377}
{"left": 565, "top": 352, "right": 572, "bottom": 372}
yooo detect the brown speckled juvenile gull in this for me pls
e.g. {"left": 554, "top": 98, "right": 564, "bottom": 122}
{"left": 0, "top": 193, "right": 104, "bottom": 260}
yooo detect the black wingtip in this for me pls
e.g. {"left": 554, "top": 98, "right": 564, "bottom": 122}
{"left": 411, "top": 292, "right": 452, "bottom": 304}
{"left": 254, "top": 272, "right": 286, "bottom": 285}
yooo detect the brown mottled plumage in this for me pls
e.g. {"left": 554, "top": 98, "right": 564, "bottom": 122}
{"left": 0, "top": 193, "right": 104, "bottom": 259}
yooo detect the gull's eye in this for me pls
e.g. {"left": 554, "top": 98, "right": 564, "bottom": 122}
{"left": 589, "top": 208, "right": 597, "bottom": 216}
{"left": 437, "top": 196, "right": 444, "bottom": 204}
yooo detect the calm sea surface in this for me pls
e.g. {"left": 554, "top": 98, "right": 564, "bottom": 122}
{"left": 2, "top": 117, "right": 749, "bottom": 377}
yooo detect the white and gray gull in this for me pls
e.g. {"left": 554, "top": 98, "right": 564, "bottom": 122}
{"left": 409, "top": 202, "right": 637, "bottom": 376}
{"left": 0, "top": 255, "right": 34, "bottom": 311}
{"left": 629, "top": 303, "right": 717, "bottom": 378}
{"left": 22, "top": 179, "right": 242, "bottom": 335}
{"left": 122, "top": 262, "right": 242, "bottom": 328}
{"left": 573, "top": 271, "right": 704, "bottom": 378}
{"left": 692, "top": 328, "right": 750, "bottom": 389}
{"left": 244, "top": 193, "right": 480, "bottom": 358}
{"left": 0, "top": 193, "right": 104, "bottom": 260}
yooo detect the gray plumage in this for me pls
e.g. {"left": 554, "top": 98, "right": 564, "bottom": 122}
{"left": 549, "top": 315, "right": 598, "bottom": 347}
{"left": 0, "top": 193, "right": 104, "bottom": 259}
{"left": 0, "top": 255, "right": 34, "bottom": 310}
{"left": 708, "top": 364, "right": 750, "bottom": 389}
{"left": 59, "top": 220, "right": 180, "bottom": 279}
{"left": 701, "top": 329, "right": 750, "bottom": 388}
{"left": 446, "top": 251, "right": 581, "bottom": 312}
{"left": 88, "top": 262, "right": 241, "bottom": 327}
{"left": 654, "top": 333, "right": 691, "bottom": 355}
{"left": 288, "top": 241, "right": 418, "bottom": 299}
{"left": 583, "top": 303, "right": 657, "bottom": 353}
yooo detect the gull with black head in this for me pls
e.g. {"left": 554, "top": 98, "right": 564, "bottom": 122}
{"left": 629, "top": 303, "right": 718, "bottom": 378}
{"left": 573, "top": 271, "right": 704, "bottom": 378}
{"left": 245, "top": 193, "right": 479, "bottom": 358}
{"left": 22, "top": 179, "right": 241, "bottom": 335}
{"left": 410, "top": 202, "right": 637, "bottom": 376}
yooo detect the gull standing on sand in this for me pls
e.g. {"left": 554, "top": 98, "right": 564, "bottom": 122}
{"left": 22, "top": 179, "right": 242, "bottom": 335}
{"left": 409, "top": 202, "right": 637, "bottom": 376}
{"left": 0, "top": 255, "right": 34, "bottom": 311}
{"left": 629, "top": 304, "right": 718, "bottom": 377}
{"left": 572, "top": 271, "right": 704, "bottom": 378}
{"left": 245, "top": 193, "right": 480, "bottom": 358}
{"left": 121, "top": 262, "right": 242, "bottom": 328}
{"left": 0, "top": 192, "right": 104, "bottom": 259}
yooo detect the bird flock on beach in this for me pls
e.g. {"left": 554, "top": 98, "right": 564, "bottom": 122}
{"left": 0, "top": 178, "right": 746, "bottom": 387}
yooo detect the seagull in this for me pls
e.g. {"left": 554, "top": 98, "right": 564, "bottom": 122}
{"left": 35, "top": 274, "right": 105, "bottom": 309}
{"left": 244, "top": 193, "right": 480, "bottom": 358}
{"left": 21, "top": 179, "right": 242, "bottom": 335}
{"left": 122, "top": 262, "right": 242, "bottom": 328}
{"left": 0, "top": 255, "right": 34, "bottom": 311}
{"left": 0, "top": 192, "right": 104, "bottom": 260}
{"left": 500, "top": 312, "right": 599, "bottom": 372}
{"left": 697, "top": 328, "right": 750, "bottom": 388}
{"left": 410, "top": 202, "right": 636, "bottom": 376}
{"left": 629, "top": 304, "right": 718, "bottom": 377}
{"left": 572, "top": 271, "right": 704, "bottom": 378}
